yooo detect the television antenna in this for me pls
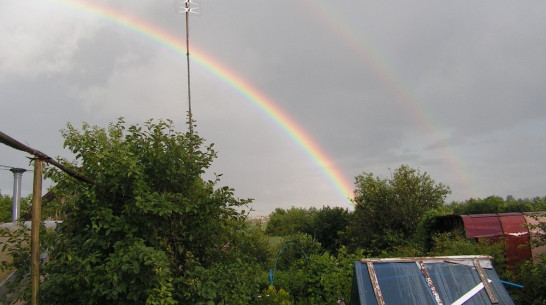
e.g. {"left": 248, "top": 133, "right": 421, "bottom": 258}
{"left": 175, "top": 0, "right": 200, "bottom": 136}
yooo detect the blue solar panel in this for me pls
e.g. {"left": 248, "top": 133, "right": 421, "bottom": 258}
{"left": 350, "top": 257, "right": 516, "bottom": 305}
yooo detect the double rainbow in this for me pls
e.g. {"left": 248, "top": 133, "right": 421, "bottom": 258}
{"left": 50, "top": 0, "right": 355, "bottom": 204}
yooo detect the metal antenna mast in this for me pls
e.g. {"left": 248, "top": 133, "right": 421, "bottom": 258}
{"left": 177, "top": 0, "right": 199, "bottom": 136}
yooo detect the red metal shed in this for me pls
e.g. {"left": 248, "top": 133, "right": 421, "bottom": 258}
{"left": 436, "top": 212, "right": 545, "bottom": 267}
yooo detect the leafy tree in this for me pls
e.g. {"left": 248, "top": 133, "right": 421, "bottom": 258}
{"left": 450, "top": 195, "right": 545, "bottom": 215}
{"left": 348, "top": 165, "right": 451, "bottom": 254}
{"left": 309, "top": 206, "right": 349, "bottom": 254}
{"left": 0, "top": 192, "right": 32, "bottom": 223}
{"left": 533, "top": 196, "right": 546, "bottom": 210}
{"left": 13, "top": 118, "right": 260, "bottom": 305}
{"left": 0, "top": 191, "right": 12, "bottom": 222}
{"left": 272, "top": 233, "right": 321, "bottom": 272}
{"left": 265, "top": 207, "right": 315, "bottom": 237}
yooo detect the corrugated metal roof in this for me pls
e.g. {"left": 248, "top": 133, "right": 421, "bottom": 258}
{"left": 435, "top": 212, "right": 546, "bottom": 266}
{"left": 350, "top": 255, "right": 515, "bottom": 305}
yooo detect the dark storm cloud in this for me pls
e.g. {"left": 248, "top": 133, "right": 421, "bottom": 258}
{"left": 1, "top": 0, "right": 545, "bottom": 214}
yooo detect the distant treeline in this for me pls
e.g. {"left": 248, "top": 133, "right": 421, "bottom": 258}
{"left": 449, "top": 195, "right": 546, "bottom": 215}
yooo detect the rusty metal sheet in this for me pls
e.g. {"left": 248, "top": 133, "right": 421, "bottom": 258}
{"left": 499, "top": 214, "right": 531, "bottom": 266}
{"left": 461, "top": 214, "right": 503, "bottom": 239}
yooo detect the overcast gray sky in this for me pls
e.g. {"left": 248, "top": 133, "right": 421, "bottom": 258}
{"left": 1, "top": 0, "right": 545, "bottom": 215}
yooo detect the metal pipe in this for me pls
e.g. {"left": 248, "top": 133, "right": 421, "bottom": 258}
{"left": 10, "top": 168, "right": 27, "bottom": 222}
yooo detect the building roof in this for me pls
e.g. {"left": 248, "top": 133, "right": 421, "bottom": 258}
{"left": 350, "top": 255, "right": 515, "bottom": 305}
{"left": 434, "top": 212, "right": 546, "bottom": 265}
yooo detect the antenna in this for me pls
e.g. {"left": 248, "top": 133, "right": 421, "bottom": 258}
{"left": 175, "top": 0, "right": 200, "bottom": 136}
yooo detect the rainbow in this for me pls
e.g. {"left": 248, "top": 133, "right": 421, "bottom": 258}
{"left": 299, "top": 0, "right": 476, "bottom": 196}
{"left": 49, "top": 0, "right": 355, "bottom": 204}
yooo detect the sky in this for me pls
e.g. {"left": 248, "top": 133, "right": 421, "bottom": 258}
{"left": 1, "top": 0, "right": 545, "bottom": 216}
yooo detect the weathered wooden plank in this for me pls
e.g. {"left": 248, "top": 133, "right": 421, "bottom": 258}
{"left": 367, "top": 262, "right": 386, "bottom": 305}
{"left": 474, "top": 259, "right": 499, "bottom": 304}
{"left": 417, "top": 261, "right": 444, "bottom": 305}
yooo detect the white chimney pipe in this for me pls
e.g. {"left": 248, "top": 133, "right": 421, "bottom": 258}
{"left": 10, "top": 168, "right": 27, "bottom": 222}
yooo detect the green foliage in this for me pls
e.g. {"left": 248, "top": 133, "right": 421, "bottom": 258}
{"left": 414, "top": 205, "right": 455, "bottom": 253}
{"left": 528, "top": 212, "right": 546, "bottom": 248}
{"left": 0, "top": 191, "right": 12, "bottom": 222}
{"left": 450, "top": 195, "right": 546, "bottom": 215}
{"left": 428, "top": 230, "right": 509, "bottom": 278}
{"left": 255, "top": 286, "right": 293, "bottom": 305}
{"left": 0, "top": 223, "right": 32, "bottom": 304}
{"left": 309, "top": 206, "right": 349, "bottom": 254}
{"left": 265, "top": 206, "right": 350, "bottom": 255}
{"left": 511, "top": 253, "right": 546, "bottom": 305}
{"left": 181, "top": 258, "right": 262, "bottom": 305}
{"left": 3, "top": 140, "right": 544, "bottom": 305}
{"left": 266, "top": 207, "right": 315, "bottom": 237}
{"left": 3, "top": 118, "right": 258, "bottom": 305}
{"left": 272, "top": 233, "right": 321, "bottom": 271}
{"left": 533, "top": 197, "right": 546, "bottom": 211}
{"left": 230, "top": 219, "right": 273, "bottom": 269}
{"left": 348, "top": 165, "right": 451, "bottom": 254}
{"left": 273, "top": 247, "right": 361, "bottom": 305}
{"left": 0, "top": 192, "right": 31, "bottom": 223}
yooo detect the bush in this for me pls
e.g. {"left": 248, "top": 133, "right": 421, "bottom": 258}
{"left": 255, "top": 286, "right": 293, "bottom": 305}
{"left": 2, "top": 119, "right": 257, "bottom": 304}
{"left": 511, "top": 253, "right": 546, "bottom": 305}
{"left": 273, "top": 247, "right": 361, "bottom": 305}
{"left": 428, "top": 230, "right": 509, "bottom": 278}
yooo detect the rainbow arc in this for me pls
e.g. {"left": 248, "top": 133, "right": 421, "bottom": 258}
{"left": 50, "top": 0, "right": 355, "bottom": 205}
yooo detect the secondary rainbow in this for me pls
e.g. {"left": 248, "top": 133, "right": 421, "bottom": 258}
{"left": 299, "top": 0, "right": 476, "bottom": 197}
{"left": 50, "top": 0, "right": 355, "bottom": 204}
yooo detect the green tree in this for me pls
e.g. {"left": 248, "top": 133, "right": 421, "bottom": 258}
{"left": 18, "top": 119, "right": 260, "bottom": 305}
{"left": 272, "top": 233, "right": 321, "bottom": 271}
{"left": 348, "top": 165, "right": 451, "bottom": 254}
{"left": 309, "top": 206, "right": 349, "bottom": 254}
{"left": 450, "top": 195, "right": 544, "bottom": 215}
{"left": 0, "top": 191, "right": 12, "bottom": 222}
{"left": 265, "top": 207, "right": 315, "bottom": 237}
{"left": 0, "top": 192, "right": 32, "bottom": 223}
{"left": 532, "top": 196, "right": 546, "bottom": 210}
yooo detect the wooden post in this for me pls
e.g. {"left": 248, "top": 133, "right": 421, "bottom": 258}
{"left": 31, "top": 159, "right": 43, "bottom": 305}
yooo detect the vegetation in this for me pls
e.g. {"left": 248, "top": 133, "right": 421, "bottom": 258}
{"left": 1, "top": 119, "right": 545, "bottom": 305}
{"left": 266, "top": 207, "right": 315, "bottom": 237}
{"left": 511, "top": 253, "right": 546, "bottom": 305}
{"left": 265, "top": 206, "right": 349, "bottom": 254}
{"left": 0, "top": 191, "right": 12, "bottom": 222}
{"left": 347, "top": 165, "right": 451, "bottom": 255}
{"left": 450, "top": 195, "right": 546, "bottom": 214}
{"left": 2, "top": 119, "right": 261, "bottom": 305}
{"left": 0, "top": 192, "right": 31, "bottom": 223}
